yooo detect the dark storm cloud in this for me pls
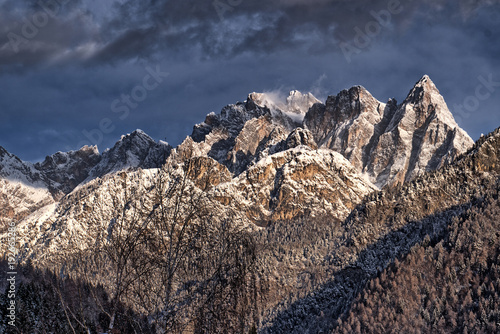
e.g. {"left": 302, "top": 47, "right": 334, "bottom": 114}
{"left": 0, "top": 0, "right": 98, "bottom": 70}
{"left": 88, "top": 0, "right": 431, "bottom": 60}
{"left": 1, "top": 0, "right": 500, "bottom": 69}
{"left": 60, "top": 0, "right": 500, "bottom": 60}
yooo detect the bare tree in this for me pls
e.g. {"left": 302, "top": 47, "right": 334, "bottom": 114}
{"left": 138, "top": 162, "right": 259, "bottom": 333}
{"left": 61, "top": 162, "right": 259, "bottom": 333}
{"left": 61, "top": 171, "right": 154, "bottom": 332}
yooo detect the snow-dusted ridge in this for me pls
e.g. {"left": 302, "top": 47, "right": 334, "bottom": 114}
{"left": 84, "top": 129, "right": 172, "bottom": 184}
{"left": 0, "top": 130, "right": 172, "bottom": 230}
{"left": 248, "top": 90, "right": 321, "bottom": 123}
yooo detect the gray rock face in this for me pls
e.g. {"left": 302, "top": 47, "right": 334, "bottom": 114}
{"left": 87, "top": 129, "right": 172, "bottom": 181}
{"left": 0, "top": 146, "right": 44, "bottom": 185}
{"left": 187, "top": 91, "right": 320, "bottom": 175}
{"left": 285, "top": 128, "right": 317, "bottom": 150}
{"left": 304, "top": 75, "right": 474, "bottom": 188}
{"left": 35, "top": 146, "right": 101, "bottom": 196}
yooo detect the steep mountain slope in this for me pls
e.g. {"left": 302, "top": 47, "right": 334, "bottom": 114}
{"left": 188, "top": 90, "right": 320, "bottom": 175}
{"left": 0, "top": 146, "right": 45, "bottom": 185}
{"left": 34, "top": 145, "right": 101, "bottom": 196}
{"left": 184, "top": 75, "right": 473, "bottom": 191}
{"left": 215, "top": 145, "right": 376, "bottom": 224}
{"left": 337, "top": 190, "right": 500, "bottom": 333}
{"left": 12, "top": 143, "right": 376, "bottom": 264}
{"left": 0, "top": 130, "right": 171, "bottom": 229}
{"left": 260, "top": 127, "right": 499, "bottom": 333}
{"left": 0, "top": 147, "right": 53, "bottom": 230}
{"left": 86, "top": 129, "right": 172, "bottom": 181}
{"left": 304, "top": 75, "right": 474, "bottom": 187}
{"left": 12, "top": 169, "right": 161, "bottom": 264}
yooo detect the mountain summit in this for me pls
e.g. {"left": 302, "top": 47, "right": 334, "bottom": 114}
{"left": 248, "top": 90, "right": 321, "bottom": 121}
{"left": 304, "top": 75, "right": 474, "bottom": 187}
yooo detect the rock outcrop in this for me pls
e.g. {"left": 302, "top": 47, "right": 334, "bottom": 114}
{"left": 35, "top": 145, "right": 101, "bottom": 196}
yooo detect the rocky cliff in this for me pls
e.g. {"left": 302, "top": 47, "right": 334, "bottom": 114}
{"left": 304, "top": 75, "right": 474, "bottom": 187}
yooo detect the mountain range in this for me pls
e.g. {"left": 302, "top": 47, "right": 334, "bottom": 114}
{"left": 0, "top": 75, "right": 473, "bottom": 234}
{"left": 1, "top": 75, "right": 498, "bottom": 333}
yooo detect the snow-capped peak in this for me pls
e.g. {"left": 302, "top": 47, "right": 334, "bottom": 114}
{"left": 86, "top": 129, "right": 172, "bottom": 182}
{"left": 304, "top": 76, "right": 475, "bottom": 187}
{"left": 0, "top": 146, "right": 44, "bottom": 186}
{"left": 404, "top": 74, "right": 440, "bottom": 105}
{"left": 247, "top": 90, "right": 320, "bottom": 124}
{"left": 401, "top": 75, "right": 465, "bottom": 131}
{"left": 286, "top": 90, "right": 321, "bottom": 115}
{"left": 80, "top": 145, "right": 100, "bottom": 155}
{"left": 248, "top": 90, "right": 320, "bottom": 115}
{"left": 119, "top": 129, "right": 151, "bottom": 142}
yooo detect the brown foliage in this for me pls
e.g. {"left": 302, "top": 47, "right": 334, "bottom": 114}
{"left": 336, "top": 192, "right": 500, "bottom": 333}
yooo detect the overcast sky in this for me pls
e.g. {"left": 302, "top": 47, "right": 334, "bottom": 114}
{"left": 1, "top": 0, "right": 499, "bottom": 161}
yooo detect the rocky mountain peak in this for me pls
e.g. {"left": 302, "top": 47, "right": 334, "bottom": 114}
{"left": 397, "top": 75, "right": 460, "bottom": 130}
{"left": 285, "top": 90, "right": 321, "bottom": 115}
{"left": 285, "top": 128, "right": 318, "bottom": 150}
{"left": 405, "top": 75, "right": 437, "bottom": 102}
{"left": 79, "top": 145, "right": 100, "bottom": 155}
{"left": 118, "top": 129, "right": 152, "bottom": 145}
{"left": 87, "top": 129, "right": 172, "bottom": 181}
{"left": 304, "top": 77, "right": 474, "bottom": 188}
{"left": 188, "top": 91, "right": 321, "bottom": 175}
{"left": 0, "top": 145, "right": 8, "bottom": 157}
{"left": 324, "top": 85, "right": 380, "bottom": 124}
{"left": 188, "top": 77, "right": 473, "bottom": 188}
{"left": 0, "top": 146, "right": 43, "bottom": 186}
{"left": 34, "top": 145, "right": 102, "bottom": 196}
{"left": 247, "top": 90, "right": 320, "bottom": 117}
{"left": 0, "top": 130, "right": 173, "bottom": 200}
{"left": 36, "top": 146, "right": 99, "bottom": 170}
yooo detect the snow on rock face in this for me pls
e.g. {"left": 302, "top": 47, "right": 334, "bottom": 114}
{"left": 304, "top": 75, "right": 474, "bottom": 188}
{"left": 369, "top": 75, "right": 474, "bottom": 186}
{"left": 0, "top": 147, "right": 54, "bottom": 227}
{"left": 6, "top": 170, "right": 160, "bottom": 262}
{"left": 1, "top": 130, "right": 172, "bottom": 198}
{"left": 0, "top": 179, "right": 54, "bottom": 231}
{"left": 86, "top": 129, "right": 172, "bottom": 181}
{"left": 188, "top": 92, "right": 317, "bottom": 175}
{"left": 0, "top": 146, "right": 45, "bottom": 186}
{"left": 286, "top": 90, "right": 321, "bottom": 115}
{"left": 249, "top": 90, "right": 321, "bottom": 123}
{"left": 0, "top": 76, "right": 479, "bottom": 264}
{"left": 0, "top": 130, "right": 172, "bottom": 234}
{"left": 9, "top": 145, "right": 376, "bottom": 263}
{"left": 285, "top": 128, "right": 318, "bottom": 150}
{"left": 9, "top": 164, "right": 252, "bottom": 264}
{"left": 304, "top": 86, "right": 389, "bottom": 173}
{"left": 213, "top": 147, "right": 377, "bottom": 225}
{"left": 35, "top": 145, "right": 101, "bottom": 196}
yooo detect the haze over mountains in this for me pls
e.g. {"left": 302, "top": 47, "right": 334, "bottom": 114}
{"left": 1, "top": 75, "right": 498, "bottom": 333}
